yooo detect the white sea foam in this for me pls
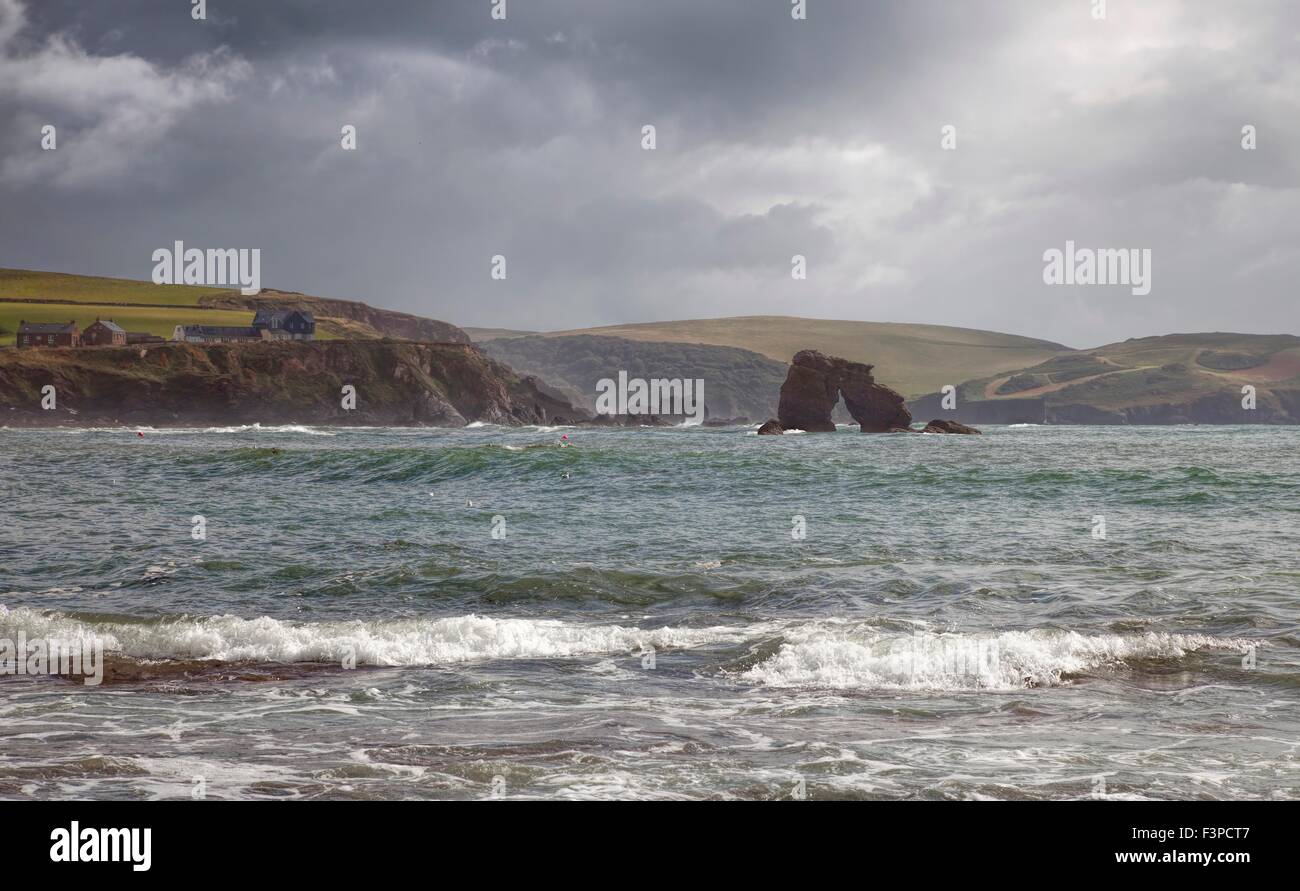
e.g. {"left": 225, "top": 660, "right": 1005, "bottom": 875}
{"left": 0, "top": 607, "right": 753, "bottom": 666}
{"left": 196, "top": 424, "right": 335, "bottom": 436}
{"left": 742, "top": 624, "right": 1251, "bottom": 692}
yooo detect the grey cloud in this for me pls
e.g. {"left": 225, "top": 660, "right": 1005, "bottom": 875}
{"left": 0, "top": 0, "right": 1297, "bottom": 347}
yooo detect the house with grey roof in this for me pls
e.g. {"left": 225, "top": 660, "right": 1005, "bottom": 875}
{"left": 252, "top": 309, "right": 315, "bottom": 340}
{"left": 16, "top": 320, "right": 79, "bottom": 348}
{"left": 82, "top": 318, "right": 127, "bottom": 346}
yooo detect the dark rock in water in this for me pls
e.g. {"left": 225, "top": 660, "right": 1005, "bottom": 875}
{"left": 756, "top": 419, "right": 784, "bottom": 435}
{"left": 777, "top": 350, "right": 912, "bottom": 433}
{"left": 922, "top": 419, "right": 982, "bottom": 434}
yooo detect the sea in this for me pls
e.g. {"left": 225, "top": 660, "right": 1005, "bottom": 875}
{"left": 1, "top": 423, "right": 1296, "bottom": 800}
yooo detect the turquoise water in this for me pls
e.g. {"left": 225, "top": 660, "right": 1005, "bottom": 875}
{"left": 1, "top": 423, "right": 1297, "bottom": 799}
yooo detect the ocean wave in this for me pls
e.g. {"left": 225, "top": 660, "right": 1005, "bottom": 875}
{"left": 740, "top": 625, "right": 1252, "bottom": 692}
{"left": 58, "top": 423, "right": 338, "bottom": 436}
{"left": 181, "top": 440, "right": 582, "bottom": 482}
{"left": 0, "top": 606, "right": 754, "bottom": 666}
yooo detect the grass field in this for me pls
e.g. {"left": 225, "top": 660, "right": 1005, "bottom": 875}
{"left": 540, "top": 316, "right": 1073, "bottom": 397}
{"left": 0, "top": 268, "right": 229, "bottom": 306}
{"left": 0, "top": 269, "right": 356, "bottom": 344}
{"left": 0, "top": 302, "right": 256, "bottom": 344}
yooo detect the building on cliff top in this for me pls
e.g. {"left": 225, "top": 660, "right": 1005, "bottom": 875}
{"left": 16, "top": 320, "right": 80, "bottom": 348}
{"left": 252, "top": 309, "right": 315, "bottom": 340}
{"left": 173, "top": 324, "right": 266, "bottom": 343}
{"left": 82, "top": 318, "right": 127, "bottom": 347}
{"left": 172, "top": 310, "right": 315, "bottom": 344}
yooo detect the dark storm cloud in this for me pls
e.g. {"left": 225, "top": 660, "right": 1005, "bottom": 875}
{"left": 1, "top": 0, "right": 1297, "bottom": 345}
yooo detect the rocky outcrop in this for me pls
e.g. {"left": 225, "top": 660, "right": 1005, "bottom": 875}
{"left": 0, "top": 341, "right": 584, "bottom": 427}
{"left": 756, "top": 419, "right": 784, "bottom": 435}
{"left": 921, "top": 419, "right": 981, "bottom": 434}
{"left": 777, "top": 350, "right": 912, "bottom": 432}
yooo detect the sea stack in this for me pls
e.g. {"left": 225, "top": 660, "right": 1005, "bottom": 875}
{"left": 776, "top": 350, "right": 913, "bottom": 432}
{"left": 773, "top": 350, "right": 980, "bottom": 434}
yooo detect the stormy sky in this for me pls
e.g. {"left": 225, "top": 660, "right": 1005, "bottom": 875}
{"left": 1, "top": 0, "right": 1297, "bottom": 348}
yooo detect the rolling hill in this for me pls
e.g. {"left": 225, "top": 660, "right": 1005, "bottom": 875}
{"left": 484, "top": 316, "right": 1072, "bottom": 398}
{"left": 911, "top": 333, "right": 1300, "bottom": 424}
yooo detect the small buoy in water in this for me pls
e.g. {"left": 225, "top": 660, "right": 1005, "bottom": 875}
{"left": 137, "top": 431, "right": 144, "bottom": 437}
{"left": 561, "top": 434, "right": 568, "bottom": 440}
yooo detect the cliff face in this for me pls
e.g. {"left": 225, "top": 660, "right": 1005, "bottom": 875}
{"left": 480, "top": 333, "right": 788, "bottom": 421}
{"left": 0, "top": 341, "right": 584, "bottom": 427}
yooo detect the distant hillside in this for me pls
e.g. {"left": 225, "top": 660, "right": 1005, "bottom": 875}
{"left": 465, "top": 327, "right": 537, "bottom": 342}
{"left": 0, "top": 268, "right": 470, "bottom": 346}
{"left": 539, "top": 316, "right": 1071, "bottom": 397}
{"left": 480, "top": 334, "right": 788, "bottom": 421}
{"left": 912, "top": 333, "right": 1300, "bottom": 424}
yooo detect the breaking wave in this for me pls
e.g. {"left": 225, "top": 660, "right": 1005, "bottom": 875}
{"left": 0, "top": 606, "right": 1253, "bottom": 692}
{"left": 740, "top": 624, "right": 1252, "bottom": 692}
{"left": 0, "top": 606, "right": 754, "bottom": 667}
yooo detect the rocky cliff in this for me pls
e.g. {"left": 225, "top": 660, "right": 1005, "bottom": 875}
{"left": 479, "top": 333, "right": 787, "bottom": 421}
{"left": 0, "top": 341, "right": 583, "bottom": 427}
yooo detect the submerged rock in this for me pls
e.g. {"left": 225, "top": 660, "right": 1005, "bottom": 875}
{"left": 921, "top": 419, "right": 982, "bottom": 434}
{"left": 777, "top": 350, "right": 912, "bottom": 433}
